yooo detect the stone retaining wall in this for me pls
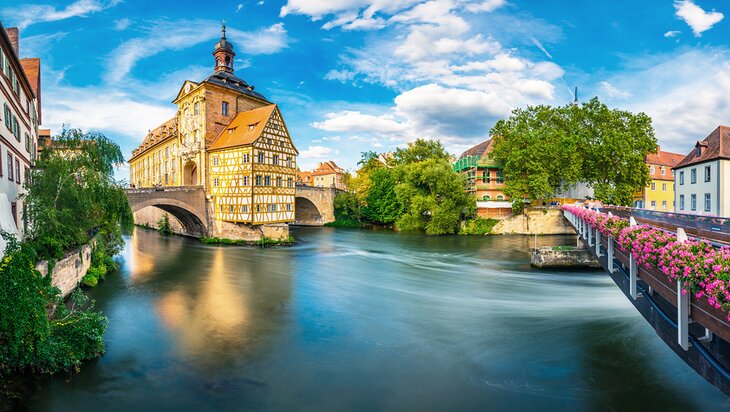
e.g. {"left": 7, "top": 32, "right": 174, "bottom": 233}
{"left": 530, "top": 246, "right": 600, "bottom": 268}
{"left": 36, "top": 242, "right": 94, "bottom": 298}
{"left": 493, "top": 209, "right": 576, "bottom": 235}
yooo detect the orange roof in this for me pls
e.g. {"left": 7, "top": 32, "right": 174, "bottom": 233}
{"left": 129, "top": 117, "right": 177, "bottom": 161}
{"left": 297, "top": 170, "right": 313, "bottom": 183}
{"left": 208, "top": 105, "right": 277, "bottom": 151}
{"left": 20, "top": 58, "right": 40, "bottom": 122}
{"left": 647, "top": 149, "right": 684, "bottom": 180}
{"left": 313, "top": 160, "right": 346, "bottom": 175}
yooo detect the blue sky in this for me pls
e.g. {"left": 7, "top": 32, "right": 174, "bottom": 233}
{"left": 3, "top": 0, "right": 730, "bottom": 178}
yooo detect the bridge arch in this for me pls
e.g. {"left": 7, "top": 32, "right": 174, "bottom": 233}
{"left": 294, "top": 185, "right": 337, "bottom": 226}
{"left": 127, "top": 187, "right": 209, "bottom": 237}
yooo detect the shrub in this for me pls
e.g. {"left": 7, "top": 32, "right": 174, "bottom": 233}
{"left": 459, "top": 218, "right": 499, "bottom": 235}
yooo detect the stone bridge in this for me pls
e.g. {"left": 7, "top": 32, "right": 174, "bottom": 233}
{"left": 126, "top": 185, "right": 339, "bottom": 236}
{"left": 126, "top": 186, "right": 210, "bottom": 237}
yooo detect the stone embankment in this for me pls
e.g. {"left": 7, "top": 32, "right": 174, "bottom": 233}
{"left": 530, "top": 246, "right": 600, "bottom": 269}
{"left": 492, "top": 209, "right": 576, "bottom": 235}
{"left": 36, "top": 242, "right": 93, "bottom": 297}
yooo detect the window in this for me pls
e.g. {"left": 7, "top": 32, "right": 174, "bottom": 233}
{"left": 7, "top": 153, "right": 12, "bottom": 181}
{"left": 705, "top": 166, "right": 711, "bottom": 182}
{"left": 194, "top": 102, "right": 199, "bottom": 115}
{"left": 288, "top": 177, "right": 293, "bottom": 188}
{"left": 662, "top": 200, "right": 667, "bottom": 210}
{"left": 243, "top": 176, "right": 249, "bottom": 186}
{"left": 219, "top": 204, "right": 223, "bottom": 212}
{"left": 691, "top": 194, "right": 697, "bottom": 211}
{"left": 272, "top": 204, "right": 277, "bottom": 212}
{"left": 691, "top": 168, "right": 697, "bottom": 184}
{"left": 276, "top": 177, "right": 282, "bottom": 187}
{"left": 256, "top": 205, "right": 260, "bottom": 212}
{"left": 14, "top": 159, "right": 19, "bottom": 185}
{"left": 650, "top": 165, "right": 655, "bottom": 174}
{"left": 273, "top": 155, "right": 278, "bottom": 165}
{"left": 650, "top": 200, "right": 656, "bottom": 209}
{"left": 264, "top": 175, "right": 271, "bottom": 186}
{"left": 705, "top": 193, "right": 712, "bottom": 212}
{"left": 258, "top": 153, "right": 264, "bottom": 163}
{"left": 229, "top": 205, "right": 234, "bottom": 213}
{"left": 248, "top": 124, "right": 255, "bottom": 131}
{"left": 243, "top": 205, "right": 248, "bottom": 212}
{"left": 679, "top": 171, "right": 684, "bottom": 185}
{"left": 243, "top": 154, "right": 250, "bottom": 162}
{"left": 496, "top": 195, "right": 504, "bottom": 200}
{"left": 697, "top": 146, "right": 702, "bottom": 157}
{"left": 650, "top": 182, "right": 655, "bottom": 191}
{"left": 287, "top": 204, "right": 292, "bottom": 211}
{"left": 12, "top": 116, "right": 19, "bottom": 140}
{"left": 213, "top": 178, "right": 219, "bottom": 187}
{"left": 255, "top": 175, "right": 262, "bottom": 186}
{"left": 213, "top": 156, "right": 219, "bottom": 166}
{"left": 3, "top": 103, "right": 10, "bottom": 130}
{"left": 222, "top": 101, "right": 229, "bottom": 116}
{"left": 680, "top": 195, "right": 685, "bottom": 210}
{"left": 661, "top": 167, "right": 666, "bottom": 176}
{"left": 662, "top": 183, "right": 667, "bottom": 192}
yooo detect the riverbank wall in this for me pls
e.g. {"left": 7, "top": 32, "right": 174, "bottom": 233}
{"left": 36, "top": 241, "right": 94, "bottom": 298}
{"left": 492, "top": 209, "right": 576, "bottom": 235}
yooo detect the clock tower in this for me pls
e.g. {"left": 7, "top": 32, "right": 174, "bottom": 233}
{"left": 213, "top": 23, "right": 235, "bottom": 74}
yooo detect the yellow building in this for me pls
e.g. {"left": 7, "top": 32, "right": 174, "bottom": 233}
{"left": 207, "top": 105, "right": 297, "bottom": 224}
{"left": 633, "top": 148, "right": 684, "bottom": 211}
{"left": 129, "top": 24, "right": 298, "bottom": 227}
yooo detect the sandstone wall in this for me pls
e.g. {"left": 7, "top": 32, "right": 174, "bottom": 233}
{"left": 36, "top": 242, "right": 93, "bottom": 298}
{"left": 530, "top": 246, "right": 600, "bottom": 268}
{"left": 492, "top": 209, "right": 576, "bottom": 235}
{"left": 210, "top": 219, "right": 290, "bottom": 241}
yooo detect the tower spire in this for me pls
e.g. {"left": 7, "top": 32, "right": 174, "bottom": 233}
{"left": 213, "top": 21, "right": 236, "bottom": 73}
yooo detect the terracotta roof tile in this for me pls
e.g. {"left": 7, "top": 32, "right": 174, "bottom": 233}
{"left": 208, "top": 104, "right": 277, "bottom": 151}
{"left": 647, "top": 149, "right": 684, "bottom": 180}
{"left": 675, "top": 125, "right": 730, "bottom": 168}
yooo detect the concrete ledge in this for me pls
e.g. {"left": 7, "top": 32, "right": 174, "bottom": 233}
{"left": 531, "top": 246, "right": 600, "bottom": 269}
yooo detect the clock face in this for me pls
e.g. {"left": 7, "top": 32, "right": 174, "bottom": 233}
{"left": 185, "top": 83, "right": 192, "bottom": 93}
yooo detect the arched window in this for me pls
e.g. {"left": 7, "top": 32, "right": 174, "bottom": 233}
{"left": 482, "top": 195, "right": 491, "bottom": 201}
{"left": 497, "top": 195, "right": 504, "bottom": 200}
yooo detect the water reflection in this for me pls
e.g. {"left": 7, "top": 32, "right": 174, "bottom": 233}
{"left": 10, "top": 228, "right": 730, "bottom": 411}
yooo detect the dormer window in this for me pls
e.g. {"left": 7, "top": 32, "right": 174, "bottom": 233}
{"left": 249, "top": 124, "right": 255, "bottom": 131}
{"left": 697, "top": 146, "right": 702, "bottom": 156}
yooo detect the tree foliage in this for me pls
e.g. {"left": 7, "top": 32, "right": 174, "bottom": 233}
{"left": 23, "top": 128, "right": 133, "bottom": 260}
{"left": 347, "top": 139, "right": 473, "bottom": 234}
{"left": 491, "top": 97, "right": 657, "bottom": 206}
{"left": 0, "top": 233, "right": 107, "bottom": 374}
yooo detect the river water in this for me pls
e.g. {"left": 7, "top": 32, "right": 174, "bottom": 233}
{"left": 9, "top": 227, "right": 730, "bottom": 411}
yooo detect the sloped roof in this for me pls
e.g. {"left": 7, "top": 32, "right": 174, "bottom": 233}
{"left": 675, "top": 125, "right": 730, "bottom": 168}
{"left": 129, "top": 117, "right": 177, "bottom": 160}
{"left": 202, "top": 71, "right": 270, "bottom": 102}
{"left": 647, "top": 149, "right": 684, "bottom": 180}
{"left": 459, "top": 139, "right": 493, "bottom": 159}
{"left": 313, "top": 160, "right": 346, "bottom": 175}
{"left": 208, "top": 104, "right": 277, "bottom": 151}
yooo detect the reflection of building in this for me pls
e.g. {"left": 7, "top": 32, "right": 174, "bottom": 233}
{"left": 633, "top": 148, "right": 684, "bottom": 211}
{"left": 674, "top": 126, "right": 730, "bottom": 217}
{"left": 298, "top": 161, "right": 348, "bottom": 190}
{"left": 0, "top": 23, "right": 41, "bottom": 246}
{"left": 128, "top": 25, "right": 298, "bottom": 225}
{"left": 454, "top": 139, "right": 510, "bottom": 218}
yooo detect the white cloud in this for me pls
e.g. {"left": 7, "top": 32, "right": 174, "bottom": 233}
{"left": 105, "top": 21, "right": 289, "bottom": 84}
{"left": 664, "top": 30, "right": 681, "bottom": 38}
{"left": 300, "top": 145, "right": 338, "bottom": 159}
{"left": 236, "top": 3, "right": 244, "bottom": 12}
{"left": 464, "top": 0, "right": 506, "bottom": 13}
{"left": 599, "top": 81, "right": 631, "bottom": 99}
{"left": 1, "top": 0, "right": 121, "bottom": 29}
{"left": 113, "top": 18, "right": 131, "bottom": 31}
{"left": 674, "top": 0, "right": 723, "bottom": 37}
{"left": 312, "top": 111, "right": 408, "bottom": 135}
{"left": 600, "top": 48, "right": 730, "bottom": 154}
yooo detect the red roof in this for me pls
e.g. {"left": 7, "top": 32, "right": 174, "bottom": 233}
{"left": 675, "top": 125, "right": 730, "bottom": 168}
{"left": 647, "top": 149, "right": 684, "bottom": 180}
{"left": 458, "top": 138, "right": 494, "bottom": 159}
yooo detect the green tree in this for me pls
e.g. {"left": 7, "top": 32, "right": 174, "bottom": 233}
{"left": 571, "top": 98, "right": 657, "bottom": 205}
{"left": 491, "top": 104, "right": 582, "bottom": 204}
{"left": 23, "top": 128, "right": 133, "bottom": 260}
{"left": 491, "top": 98, "right": 656, "bottom": 206}
{"left": 363, "top": 167, "right": 404, "bottom": 224}
{"left": 393, "top": 159, "right": 474, "bottom": 235}
{"left": 333, "top": 191, "right": 361, "bottom": 223}
{"left": 393, "top": 138, "right": 452, "bottom": 165}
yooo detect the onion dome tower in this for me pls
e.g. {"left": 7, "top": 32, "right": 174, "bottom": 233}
{"left": 213, "top": 23, "right": 236, "bottom": 73}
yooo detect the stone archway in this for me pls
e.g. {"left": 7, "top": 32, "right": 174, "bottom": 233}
{"left": 183, "top": 161, "right": 198, "bottom": 186}
{"left": 294, "top": 197, "right": 323, "bottom": 226}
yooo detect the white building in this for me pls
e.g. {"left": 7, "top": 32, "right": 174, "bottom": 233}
{"left": 0, "top": 23, "right": 41, "bottom": 250}
{"left": 673, "top": 126, "right": 730, "bottom": 217}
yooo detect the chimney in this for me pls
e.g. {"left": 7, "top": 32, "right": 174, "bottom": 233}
{"left": 6, "top": 27, "right": 19, "bottom": 56}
